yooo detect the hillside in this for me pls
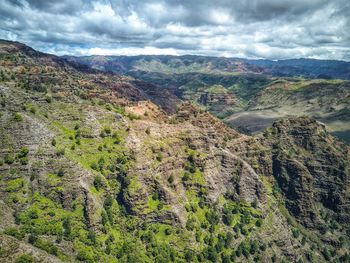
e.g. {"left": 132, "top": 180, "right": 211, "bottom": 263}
{"left": 65, "top": 55, "right": 274, "bottom": 117}
{"left": 66, "top": 55, "right": 350, "bottom": 143}
{"left": 0, "top": 40, "right": 350, "bottom": 263}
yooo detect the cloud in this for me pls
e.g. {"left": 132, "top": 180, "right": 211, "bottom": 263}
{"left": 0, "top": 0, "right": 349, "bottom": 60}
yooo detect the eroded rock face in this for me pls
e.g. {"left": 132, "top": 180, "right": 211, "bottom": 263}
{"left": 266, "top": 117, "right": 350, "bottom": 230}
{"left": 122, "top": 104, "right": 266, "bottom": 226}
{"left": 199, "top": 91, "right": 239, "bottom": 115}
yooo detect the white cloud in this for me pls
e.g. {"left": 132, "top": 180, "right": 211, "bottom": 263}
{"left": 0, "top": 0, "right": 349, "bottom": 60}
{"left": 79, "top": 46, "right": 180, "bottom": 56}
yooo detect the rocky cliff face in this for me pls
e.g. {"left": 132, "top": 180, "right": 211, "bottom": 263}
{"left": 264, "top": 118, "right": 350, "bottom": 231}
{"left": 0, "top": 40, "right": 349, "bottom": 263}
{"left": 199, "top": 90, "right": 239, "bottom": 116}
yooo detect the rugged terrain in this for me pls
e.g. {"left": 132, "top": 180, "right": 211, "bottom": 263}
{"left": 226, "top": 79, "right": 350, "bottom": 143}
{"left": 0, "top": 40, "right": 349, "bottom": 263}
{"left": 66, "top": 55, "right": 350, "bottom": 143}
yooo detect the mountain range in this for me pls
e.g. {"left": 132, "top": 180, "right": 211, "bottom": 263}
{"left": 0, "top": 39, "right": 349, "bottom": 263}
{"left": 65, "top": 55, "right": 350, "bottom": 143}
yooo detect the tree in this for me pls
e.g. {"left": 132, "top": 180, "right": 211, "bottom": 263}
{"left": 57, "top": 168, "right": 65, "bottom": 177}
{"left": 94, "top": 176, "right": 103, "bottom": 191}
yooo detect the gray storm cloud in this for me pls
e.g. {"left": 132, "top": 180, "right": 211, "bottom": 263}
{"left": 0, "top": 0, "right": 349, "bottom": 60}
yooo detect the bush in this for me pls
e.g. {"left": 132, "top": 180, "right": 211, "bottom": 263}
{"left": 4, "top": 227, "right": 25, "bottom": 240}
{"left": 250, "top": 240, "right": 258, "bottom": 255}
{"left": 18, "top": 147, "right": 29, "bottom": 158}
{"left": 104, "top": 127, "right": 111, "bottom": 134}
{"left": 45, "top": 95, "right": 52, "bottom": 103}
{"left": 113, "top": 133, "right": 122, "bottom": 144}
{"left": 14, "top": 112, "right": 23, "bottom": 121}
{"left": 292, "top": 228, "right": 300, "bottom": 239}
{"left": 56, "top": 148, "right": 65, "bottom": 156}
{"left": 15, "top": 254, "right": 34, "bottom": 263}
{"left": 90, "top": 162, "right": 98, "bottom": 170}
{"left": 168, "top": 174, "right": 175, "bottom": 184}
{"left": 4, "top": 153, "right": 15, "bottom": 164}
{"left": 63, "top": 218, "right": 72, "bottom": 237}
{"left": 185, "top": 250, "right": 195, "bottom": 261}
{"left": 165, "top": 228, "right": 172, "bottom": 235}
{"left": 322, "top": 248, "right": 332, "bottom": 261}
{"left": 94, "top": 176, "right": 103, "bottom": 191}
{"left": 127, "top": 113, "right": 141, "bottom": 120}
{"left": 29, "top": 106, "right": 36, "bottom": 114}
{"left": 101, "top": 210, "right": 108, "bottom": 226}
{"left": 182, "top": 171, "right": 191, "bottom": 182}
{"left": 241, "top": 226, "right": 248, "bottom": 235}
{"left": 34, "top": 239, "right": 58, "bottom": 256}
{"left": 205, "top": 210, "right": 219, "bottom": 225}
{"left": 225, "top": 232, "right": 233, "bottom": 248}
{"left": 87, "top": 231, "right": 97, "bottom": 245}
{"left": 28, "top": 233, "right": 38, "bottom": 244}
{"left": 76, "top": 249, "right": 93, "bottom": 262}
{"left": 20, "top": 157, "right": 29, "bottom": 165}
{"left": 156, "top": 153, "right": 163, "bottom": 162}
{"left": 157, "top": 202, "right": 164, "bottom": 210}
{"left": 251, "top": 199, "right": 258, "bottom": 208}
{"left": 28, "top": 209, "right": 39, "bottom": 219}
{"left": 255, "top": 218, "right": 263, "bottom": 227}
{"left": 206, "top": 247, "right": 218, "bottom": 261}
{"left": 98, "top": 157, "right": 105, "bottom": 171}
{"left": 57, "top": 168, "right": 65, "bottom": 177}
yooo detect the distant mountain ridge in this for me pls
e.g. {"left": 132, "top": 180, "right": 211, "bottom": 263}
{"left": 64, "top": 55, "right": 350, "bottom": 80}
{"left": 247, "top": 58, "right": 350, "bottom": 80}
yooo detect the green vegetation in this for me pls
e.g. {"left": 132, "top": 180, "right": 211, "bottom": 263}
{"left": 15, "top": 254, "right": 34, "bottom": 263}
{"left": 14, "top": 112, "right": 23, "bottom": 121}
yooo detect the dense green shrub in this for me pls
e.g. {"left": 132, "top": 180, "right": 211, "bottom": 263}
{"left": 156, "top": 153, "right": 163, "bottom": 162}
{"left": 4, "top": 153, "right": 15, "bottom": 164}
{"left": 292, "top": 228, "right": 300, "bottom": 239}
{"left": 15, "top": 254, "right": 34, "bottom": 263}
{"left": 14, "top": 112, "right": 23, "bottom": 121}
{"left": 57, "top": 168, "right": 65, "bottom": 177}
{"left": 63, "top": 218, "right": 72, "bottom": 237}
{"left": 4, "top": 227, "right": 25, "bottom": 240}
{"left": 255, "top": 218, "right": 263, "bottom": 227}
{"left": 322, "top": 248, "right": 332, "bottom": 261}
{"left": 94, "top": 176, "right": 103, "bottom": 191}
{"left": 28, "top": 233, "right": 37, "bottom": 244}
{"left": 45, "top": 94, "right": 52, "bottom": 103}
{"left": 18, "top": 147, "right": 29, "bottom": 158}
{"left": 34, "top": 239, "right": 58, "bottom": 256}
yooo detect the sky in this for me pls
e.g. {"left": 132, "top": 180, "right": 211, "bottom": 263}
{"left": 0, "top": 0, "right": 349, "bottom": 60}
